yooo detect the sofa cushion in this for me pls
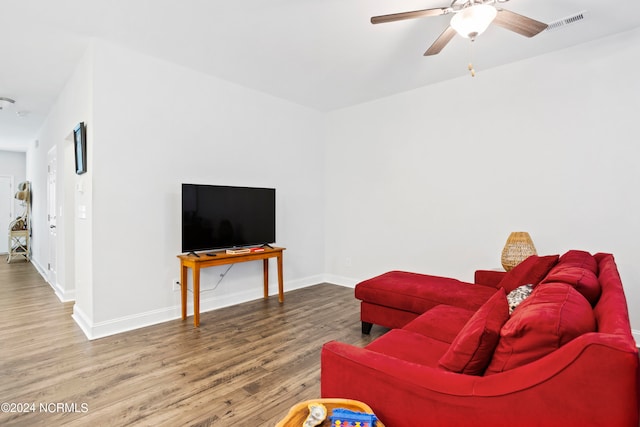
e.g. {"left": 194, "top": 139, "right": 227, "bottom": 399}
{"left": 542, "top": 267, "right": 601, "bottom": 305}
{"left": 365, "top": 329, "right": 450, "bottom": 367}
{"left": 486, "top": 282, "right": 596, "bottom": 375}
{"left": 541, "top": 250, "right": 601, "bottom": 305}
{"left": 438, "top": 289, "right": 509, "bottom": 375}
{"left": 497, "top": 255, "right": 559, "bottom": 293}
{"left": 355, "top": 271, "right": 497, "bottom": 313}
{"left": 556, "top": 249, "right": 598, "bottom": 273}
{"left": 403, "top": 305, "right": 476, "bottom": 344}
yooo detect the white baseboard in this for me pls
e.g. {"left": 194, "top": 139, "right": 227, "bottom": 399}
{"left": 73, "top": 304, "right": 182, "bottom": 340}
{"left": 51, "top": 281, "right": 75, "bottom": 302}
{"left": 322, "top": 274, "right": 359, "bottom": 288}
{"left": 30, "top": 258, "right": 75, "bottom": 302}
{"left": 71, "top": 275, "right": 326, "bottom": 340}
{"left": 40, "top": 263, "right": 640, "bottom": 347}
{"left": 71, "top": 305, "right": 95, "bottom": 339}
{"left": 30, "top": 258, "right": 47, "bottom": 280}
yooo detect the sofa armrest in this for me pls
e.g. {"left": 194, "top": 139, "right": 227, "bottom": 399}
{"left": 474, "top": 269, "right": 505, "bottom": 288}
{"left": 321, "top": 335, "right": 638, "bottom": 427}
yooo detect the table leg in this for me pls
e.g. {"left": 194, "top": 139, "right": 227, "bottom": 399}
{"left": 193, "top": 265, "right": 201, "bottom": 327}
{"left": 263, "top": 259, "right": 269, "bottom": 299}
{"left": 277, "top": 254, "right": 284, "bottom": 303}
{"left": 181, "top": 263, "right": 188, "bottom": 320}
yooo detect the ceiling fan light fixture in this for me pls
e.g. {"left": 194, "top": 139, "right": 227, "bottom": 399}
{"left": 450, "top": 4, "right": 497, "bottom": 39}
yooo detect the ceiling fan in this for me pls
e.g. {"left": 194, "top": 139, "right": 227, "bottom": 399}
{"left": 371, "top": 0, "right": 548, "bottom": 56}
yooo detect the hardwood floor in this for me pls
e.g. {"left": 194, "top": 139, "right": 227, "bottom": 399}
{"left": 0, "top": 260, "right": 387, "bottom": 426}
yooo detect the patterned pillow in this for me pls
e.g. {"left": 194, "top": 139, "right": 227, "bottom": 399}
{"left": 506, "top": 284, "right": 533, "bottom": 314}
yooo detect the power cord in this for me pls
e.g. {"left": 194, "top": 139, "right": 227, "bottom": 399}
{"left": 182, "top": 264, "right": 234, "bottom": 293}
{"left": 209, "top": 264, "right": 234, "bottom": 291}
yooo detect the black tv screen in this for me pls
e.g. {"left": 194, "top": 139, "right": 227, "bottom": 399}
{"left": 182, "top": 184, "right": 276, "bottom": 253}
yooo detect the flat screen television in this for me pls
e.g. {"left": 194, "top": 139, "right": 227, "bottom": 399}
{"left": 181, "top": 184, "right": 276, "bottom": 253}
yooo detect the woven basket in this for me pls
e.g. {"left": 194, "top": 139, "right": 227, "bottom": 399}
{"left": 501, "top": 232, "right": 537, "bottom": 271}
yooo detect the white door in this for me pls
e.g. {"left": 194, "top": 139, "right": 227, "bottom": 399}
{"left": 0, "top": 176, "right": 13, "bottom": 254}
{"left": 47, "top": 148, "right": 57, "bottom": 285}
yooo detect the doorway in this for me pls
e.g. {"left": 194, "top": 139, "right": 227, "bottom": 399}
{"left": 47, "top": 147, "right": 57, "bottom": 286}
{"left": 0, "top": 175, "right": 13, "bottom": 254}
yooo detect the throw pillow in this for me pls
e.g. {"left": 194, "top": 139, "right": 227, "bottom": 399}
{"left": 485, "top": 283, "right": 596, "bottom": 375}
{"left": 439, "top": 289, "right": 509, "bottom": 376}
{"left": 497, "top": 254, "right": 559, "bottom": 293}
{"left": 506, "top": 284, "right": 533, "bottom": 314}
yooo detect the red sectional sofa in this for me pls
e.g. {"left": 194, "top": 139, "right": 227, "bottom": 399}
{"left": 321, "top": 251, "right": 639, "bottom": 426}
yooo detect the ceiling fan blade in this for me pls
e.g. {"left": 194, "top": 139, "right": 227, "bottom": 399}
{"left": 493, "top": 9, "right": 548, "bottom": 37}
{"left": 424, "top": 26, "right": 457, "bottom": 56}
{"left": 371, "top": 8, "right": 448, "bottom": 25}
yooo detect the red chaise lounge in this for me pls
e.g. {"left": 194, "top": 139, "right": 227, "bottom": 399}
{"left": 321, "top": 251, "right": 639, "bottom": 426}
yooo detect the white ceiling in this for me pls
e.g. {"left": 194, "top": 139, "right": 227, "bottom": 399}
{"left": 1, "top": 0, "right": 640, "bottom": 151}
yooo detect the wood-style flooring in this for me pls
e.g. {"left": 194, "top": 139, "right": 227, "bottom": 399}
{"left": 0, "top": 260, "right": 387, "bottom": 426}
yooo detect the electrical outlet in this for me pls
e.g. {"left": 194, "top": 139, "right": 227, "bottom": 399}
{"left": 172, "top": 278, "right": 181, "bottom": 291}
{"left": 345, "top": 257, "right": 352, "bottom": 267}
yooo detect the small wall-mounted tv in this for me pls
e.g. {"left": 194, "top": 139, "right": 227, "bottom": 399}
{"left": 73, "top": 122, "right": 87, "bottom": 175}
{"left": 181, "top": 184, "right": 276, "bottom": 253}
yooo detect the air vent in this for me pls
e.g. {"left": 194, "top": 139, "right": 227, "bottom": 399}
{"left": 545, "top": 11, "right": 588, "bottom": 32}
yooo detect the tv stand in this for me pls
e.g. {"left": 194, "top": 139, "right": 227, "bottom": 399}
{"left": 177, "top": 246, "right": 285, "bottom": 327}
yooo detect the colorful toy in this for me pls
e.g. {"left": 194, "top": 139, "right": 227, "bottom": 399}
{"left": 329, "top": 408, "right": 378, "bottom": 427}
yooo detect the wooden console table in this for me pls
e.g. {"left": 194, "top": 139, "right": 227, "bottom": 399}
{"left": 177, "top": 247, "right": 285, "bottom": 327}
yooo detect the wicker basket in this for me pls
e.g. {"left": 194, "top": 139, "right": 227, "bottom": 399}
{"left": 501, "top": 232, "right": 537, "bottom": 271}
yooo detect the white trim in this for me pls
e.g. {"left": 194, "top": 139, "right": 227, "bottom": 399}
{"left": 71, "top": 305, "right": 94, "bottom": 339}
{"left": 31, "top": 257, "right": 75, "bottom": 302}
{"left": 31, "top": 258, "right": 48, "bottom": 281}
{"left": 74, "top": 304, "right": 180, "bottom": 340}
{"left": 51, "top": 281, "right": 75, "bottom": 302}
{"left": 70, "top": 275, "right": 325, "bottom": 340}
{"left": 282, "top": 274, "right": 326, "bottom": 292}
{"left": 322, "top": 274, "right": 359, "bottom": 288}
{"left": 41, "top": 267, "right": 640, "bottom": 347}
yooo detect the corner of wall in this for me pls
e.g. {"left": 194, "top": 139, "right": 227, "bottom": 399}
{"left": 322, "top": 274, "right": 359, "bottom": 288}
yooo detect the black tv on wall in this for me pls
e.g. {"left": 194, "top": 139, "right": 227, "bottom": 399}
{"left": 181, "top": 184, "right": 276, "bottom": 253}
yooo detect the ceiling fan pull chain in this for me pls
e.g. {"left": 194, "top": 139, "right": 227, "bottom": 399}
{"left": 468, "top": 39, "right": 476, "bottom": 77}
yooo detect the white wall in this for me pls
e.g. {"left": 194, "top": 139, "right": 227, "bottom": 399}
{"left": 67, "top": 40, "right": 326, "bottom": 337}
{"left": 27, "top": 28, "right": 640, "bottom": 339}
{"left": 26, "top": 46, "right": 93, "bottom": 304}
{"left": 325, "top": 28, "right": 640, "bottom": 333}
